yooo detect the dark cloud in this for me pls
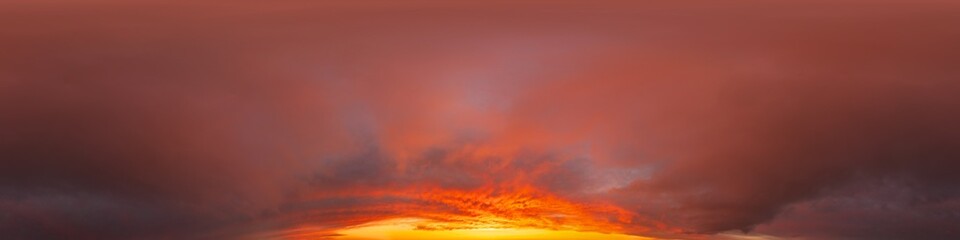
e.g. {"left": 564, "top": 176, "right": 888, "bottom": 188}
{"left": 757, "top": 177, "right": 960, "bottom": 239}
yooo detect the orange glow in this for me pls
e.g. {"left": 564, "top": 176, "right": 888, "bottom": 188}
{"left": 267, "top": 185, "right": 652, "bottom": 240}
{"left": 411, "top": 186, "right": 634, "bottom": 232}
{"left": 331, "top": 218, "right": 652, "bottom": 240}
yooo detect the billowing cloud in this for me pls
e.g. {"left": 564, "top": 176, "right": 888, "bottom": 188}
{"left": 2, "top": 1, "right": 959, "bottom": 239}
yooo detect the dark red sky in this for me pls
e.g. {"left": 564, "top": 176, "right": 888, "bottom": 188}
{"left": 2, "top": 1, "right": 960, "bottom": 239}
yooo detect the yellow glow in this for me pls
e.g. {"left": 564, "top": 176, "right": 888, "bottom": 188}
{"left": 333, "top": 218, "right": 652, "bottom": 240}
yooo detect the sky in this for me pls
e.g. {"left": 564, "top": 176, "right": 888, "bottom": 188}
{"left": 2, "top": 1, "right": 960, "bottom": 240}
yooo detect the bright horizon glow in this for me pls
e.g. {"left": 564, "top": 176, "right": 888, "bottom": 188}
{"left": 332, "top": 218, "right": 653, "bottom": 240}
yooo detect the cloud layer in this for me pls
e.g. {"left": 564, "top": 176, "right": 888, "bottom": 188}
{"left": 2, "top": 1, "right": 960, "bottom": 239}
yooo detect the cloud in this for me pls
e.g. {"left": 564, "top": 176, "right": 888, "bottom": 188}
{"left": 1, "top": 1, "right": 959, "bottom": 239}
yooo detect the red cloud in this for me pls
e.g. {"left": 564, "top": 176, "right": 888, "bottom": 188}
{"left": 2, "top": 1, "right": 960, "bottom": 239}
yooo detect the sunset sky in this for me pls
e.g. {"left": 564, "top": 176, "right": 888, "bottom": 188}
{"left": 2, "top": 1, "right": 960, "bottom": 240}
